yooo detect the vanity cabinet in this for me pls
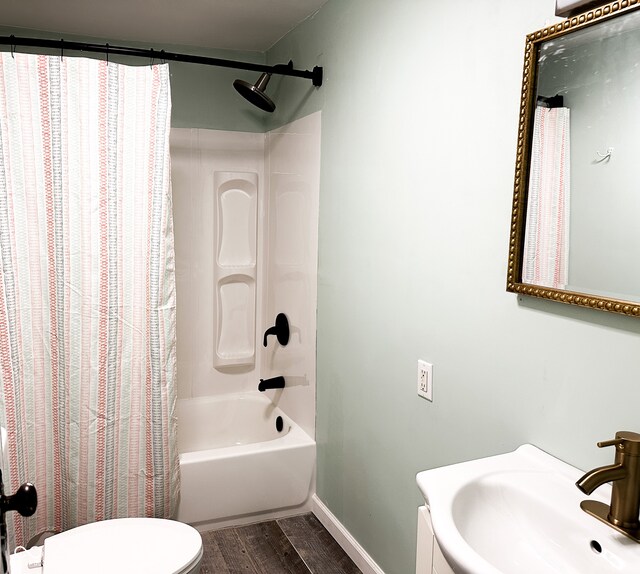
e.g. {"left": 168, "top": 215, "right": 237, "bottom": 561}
{"left": 416, "top": 505, "right": 455, "bottom": 574}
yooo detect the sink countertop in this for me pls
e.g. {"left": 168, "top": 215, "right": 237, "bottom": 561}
{"left": 416, "top": 444, "right": 639, "bottom": 574}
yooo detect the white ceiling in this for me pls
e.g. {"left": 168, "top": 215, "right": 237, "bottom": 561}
{"left": 2, "top": 0, "right": 329, "bottom": 52}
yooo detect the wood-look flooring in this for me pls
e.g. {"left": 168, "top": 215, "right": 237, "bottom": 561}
{"left": 198, "top": 513, "right": 362, "bottom": 574}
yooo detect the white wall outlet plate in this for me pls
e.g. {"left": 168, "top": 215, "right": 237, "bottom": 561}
{"left": 417, "top": 360, "right": 433, "bottom": 402}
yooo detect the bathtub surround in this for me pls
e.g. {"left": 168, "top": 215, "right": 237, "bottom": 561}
{"left": 260, "top": 113, "right": 320, "bottom": 440}
{"left": 171, "top": 128, "right": 266, "bottom": 398}
{"left": 171, "top": 113, "right": 320, "bottom": 526}
{"left": 172, "top": 112, "right": 320, "bottom": 440}
{"left": 0, "top": 53, "right": 177, "bottom": 548}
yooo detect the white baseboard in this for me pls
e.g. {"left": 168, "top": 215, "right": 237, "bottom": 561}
{"left": 312, "top": 494, "right": 386, "bottom": 574}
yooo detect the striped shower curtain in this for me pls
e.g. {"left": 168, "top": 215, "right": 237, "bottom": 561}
{"left": 523, "top": 105, "right": 571, "bottom": 289}
{"left": 0, "top": 53, "right": 178, "bottom": 548}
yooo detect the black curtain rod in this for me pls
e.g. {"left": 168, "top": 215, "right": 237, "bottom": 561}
{"left": 0, "top": 35, "right": 323, "bottom": 87}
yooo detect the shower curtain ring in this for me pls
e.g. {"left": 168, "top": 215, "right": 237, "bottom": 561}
{"left": 10, "top": 35, "right": 15, "bottom": 59}
{"left": 60, "top": 39, "right": 63, "bottom": 61}
{"left": 149, "top": 48, "right": 154, "bottom": 68}
{"left": 106, "top": 43, "right": 109, "bottom": 66}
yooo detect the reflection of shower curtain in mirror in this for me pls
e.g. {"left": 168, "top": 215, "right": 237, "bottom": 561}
{"left": 523, "top": 106, "right": 570, "bottom": 289}
{"left": 0, "top": 53, "right": 178, "bottom": 548}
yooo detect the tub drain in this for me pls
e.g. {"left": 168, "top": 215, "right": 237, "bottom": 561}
{"left": 276, "top": 416, "right": 284, "bottom": 432}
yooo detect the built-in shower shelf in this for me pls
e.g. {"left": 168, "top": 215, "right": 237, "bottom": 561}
{"left": 213, "top": 171, "right": 258, "bottom": 368}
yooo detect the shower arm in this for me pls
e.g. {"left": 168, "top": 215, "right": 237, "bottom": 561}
{"left": 0, "top": 35, "right": 323, "bottom": 87}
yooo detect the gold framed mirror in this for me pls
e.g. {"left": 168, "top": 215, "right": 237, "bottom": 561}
{"left": 507, "top": 1, "right": 640, "bottom": 317}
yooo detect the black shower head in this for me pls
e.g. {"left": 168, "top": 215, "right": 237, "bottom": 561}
{"left": 233, "top": 73, "right": 275, "bottom": 113}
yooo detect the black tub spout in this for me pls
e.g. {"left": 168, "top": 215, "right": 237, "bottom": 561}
{"left": 258, "top": 376, "right": 285, "bottom": 392}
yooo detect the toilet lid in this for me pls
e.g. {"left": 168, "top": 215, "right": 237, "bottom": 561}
{"left": 43, "top": 518, "right": 203, "bottom": 574}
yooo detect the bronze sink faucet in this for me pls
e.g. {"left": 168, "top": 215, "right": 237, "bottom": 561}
{"left": 576, "top": 431, "right": 640, "bottom": 542}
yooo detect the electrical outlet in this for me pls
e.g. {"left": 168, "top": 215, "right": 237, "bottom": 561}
{"left": 417, "top": 360, "right": 433, "bottom": 402}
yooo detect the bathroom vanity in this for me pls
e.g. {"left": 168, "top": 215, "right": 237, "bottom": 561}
{"left": 415, "top": 444, "right": 640, "bottom": 574}
{"left": 416, "top": 505, "right": 455, "bottom": 574}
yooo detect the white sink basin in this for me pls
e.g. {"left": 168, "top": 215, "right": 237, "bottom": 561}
{"left": 416, "top": 445, "right": 640, "bottom": 574}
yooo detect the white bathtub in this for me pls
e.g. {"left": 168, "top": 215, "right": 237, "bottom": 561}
{"left": 175, "top": 392, "right": 315, "bottom": 527}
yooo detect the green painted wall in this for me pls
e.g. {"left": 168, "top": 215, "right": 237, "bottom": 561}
{"left": 268, "top": 1, "right": 640, "bottom": 573}
{"left": 0, "top": 26, "right": 268, "bottom": 132}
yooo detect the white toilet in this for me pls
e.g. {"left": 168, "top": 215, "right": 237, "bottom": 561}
{"left": 0, "top": 428, "right": 202, "bottom": 574}
{"left": 9, "top": 516, "right": 203, "bottom": 574}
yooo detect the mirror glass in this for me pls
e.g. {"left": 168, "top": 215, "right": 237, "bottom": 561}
{"left": 507, "top": 4, "right": 640, "bottom": 316}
